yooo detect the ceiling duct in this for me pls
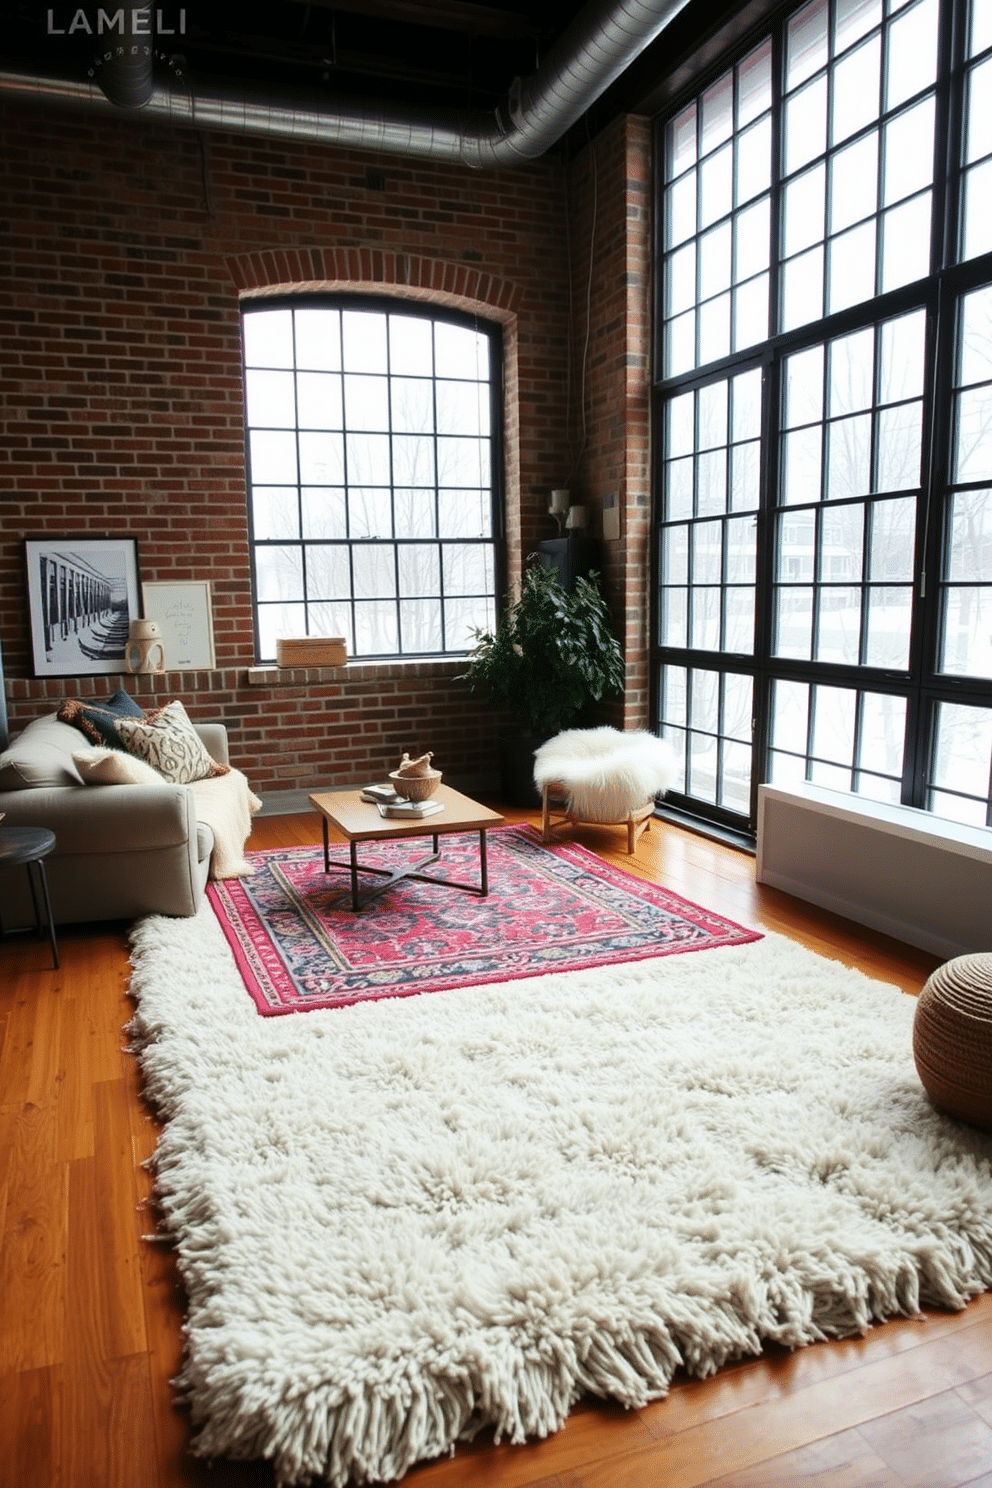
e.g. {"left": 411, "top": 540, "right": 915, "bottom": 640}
{"left": 94, "top": 4, "right": 154, "bottom": 109}
{"left": 0, "top": 0, "right": 692, "bottom": 166}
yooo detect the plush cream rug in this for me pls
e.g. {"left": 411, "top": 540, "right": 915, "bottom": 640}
{"left": 128, "top": 901, "right": 992, "bottom": 1488}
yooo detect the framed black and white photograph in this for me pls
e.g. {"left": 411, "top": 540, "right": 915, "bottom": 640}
{"left": 25, "top": 537, "right": 140, "bottom": 677}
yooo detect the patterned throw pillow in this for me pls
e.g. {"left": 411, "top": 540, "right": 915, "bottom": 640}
{"left": 116, "top": 699, "right": 226, "bottom": 784}
{"left": 58, "top": 688, "right": 145, "bottom": 748}
{"left": 73, "top": 745, "right": 165, "bottom": 786}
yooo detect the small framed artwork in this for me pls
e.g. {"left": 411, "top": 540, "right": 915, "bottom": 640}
{"left": 142, "top": 580, "right": 216, "bottom": 670}
{"left": 25, "top": 536, "right": 140, "bottom": 677}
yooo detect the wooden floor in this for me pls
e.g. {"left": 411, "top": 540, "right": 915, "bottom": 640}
{"left": 1, "top": 802, "right": 990, "bottom": 1488}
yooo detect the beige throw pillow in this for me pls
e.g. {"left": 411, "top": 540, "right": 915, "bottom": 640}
{"left": 73, "top": 746, "right": 164, "bottom": 786}
{"left": 116, "top": 699, "right": 225, "bottom": 784}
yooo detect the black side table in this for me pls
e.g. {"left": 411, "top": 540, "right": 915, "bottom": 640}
{"left": 0, "top": 825, "right": 60, "bottom": 969}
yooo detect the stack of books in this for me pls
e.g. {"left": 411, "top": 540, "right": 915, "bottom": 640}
{"left": 360, "top": 783, "right": 445, "bottom": 819}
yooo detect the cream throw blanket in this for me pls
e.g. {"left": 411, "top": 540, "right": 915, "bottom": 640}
{"left": 189, "top": 768, "right": 262, "bottom": 879}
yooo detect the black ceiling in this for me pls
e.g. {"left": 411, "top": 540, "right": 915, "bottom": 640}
{"left": 3, "top": 1, "right": 771, "bottom": 149}
{"left": 8, "top": 1, "right": 589, "bottom": 110}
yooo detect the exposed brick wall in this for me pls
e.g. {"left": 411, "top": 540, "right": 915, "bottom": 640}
{"left": 0, "top": 98, "right": 651, "bottom": 795}
{"left": 564, "top": 115, "right": 653, "bottom": 732}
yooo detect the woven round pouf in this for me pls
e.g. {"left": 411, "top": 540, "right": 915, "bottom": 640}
{"left": 913, "top": 953, "right": 992, "bottom": 1130}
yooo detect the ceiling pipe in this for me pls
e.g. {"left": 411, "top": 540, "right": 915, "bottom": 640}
{"left": 0, "top": 0, "right": 692, "bottom": 167}
{"left": 94, "top": 4, "right": 154, "bottom": 109}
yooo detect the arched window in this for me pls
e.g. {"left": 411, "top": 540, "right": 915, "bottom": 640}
{"left": 242, "top": 298, "right": 502, "bottom": 661}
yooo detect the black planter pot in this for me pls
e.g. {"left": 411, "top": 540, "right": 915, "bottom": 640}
{"left": 496, "top": 732, "right": 551, "bottom": 808}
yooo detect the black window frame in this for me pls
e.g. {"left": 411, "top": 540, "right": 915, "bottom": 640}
{"left": 652, "top": 0, "right": 992, "bottom": 842}
{"left": 241, "top": 293, "right": 506, "bottom": 665}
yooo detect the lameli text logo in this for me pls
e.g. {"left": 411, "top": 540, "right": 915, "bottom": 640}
{"left": 46, "top": 8, "right": 186, "bottom": 36}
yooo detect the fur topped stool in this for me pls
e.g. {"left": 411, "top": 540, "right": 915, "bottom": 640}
{"left": 534, "top": 727, "right": 678, "bottom": 855}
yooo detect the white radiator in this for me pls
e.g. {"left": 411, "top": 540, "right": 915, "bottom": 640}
{"left": 756, "top": 782, "right": 992, "bottom": 960}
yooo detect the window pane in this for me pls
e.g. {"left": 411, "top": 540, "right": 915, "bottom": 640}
{"left": 831, "top": 36, "right": 881, "bottom": 146}
{"left": 302, "top": 488, "right": 347, "bottom": 540}
{"left": 827, "top": 415, "right": 871, "bottom": 499}
{"left": 735, "top": 198, "right": 770, "bottom": 279}
{"left": 435, "top": 321, "right": 490, "bottom": 379}
{"left": 243, "top": 309, "right": 293, "bottom": 368}
{"left": 784, "top": 77, "right": 827, "bottom": 174}
{"left": 865, "top": 587, "right": 911, "bottom": 666}
{"left": 835, "top": 0, "right": 882, "bottom": 53}
{"left": 253, "top": 487, "right": 299, "bottom": 541}
{"left": 954, "top": 387, "right": 992, "bottom": 483}
{"left": 398, "top": 544, "right": 439, "bottom": 597}
{"left": 812, "top": 685, "right": 856, "bottom": 764}
{"left": 947, "top": 489, "right": 992, "bottom": 581}
{"left": 829, "top": 133, "right": 878, "bottom": 232}
{"left": 941, "top": 587, "right": 992, "bottom": 678}
{"left": 958, "top": 284, "right": 992, "bottom": 386}
{"left": 342, "top": 310, "right": 388, "bottom": 372}
{"left": 883, "top": 97, "right": 934, "bottom": 205}
{"left": 880, "top": 194, "right": 932, "bottom": 291}
{"left": 245, "top": 369, "right": 295, "bottom": 428}
{"left": 302, "top": 431, "right": 346, "bottom": 484}
{"left": 786, "top": 0, "right": 828, "bottom": 90}
{"left": 876, "top": 403, "right": 922, "bottom": 491}
{"left": 785, "top": 345, "right": 825, "bottom": 425}
{"left": 250, "top": 429, "right": 297, "bottom": 484}
{"left": 738, "top": 39, "right": 772, "bottom": 126}
{"left": 782, "top": 426, "right": 823, "bottom": 503}
{"left": 828, "top": 220, "right": 876, "bottom": 313}
{"left": 389, "top": 315, "right": 433, "bottom": 375}
{"left": 668, "top": 103, "right": 697, "bottom": 175}
{"left": 701, "top": 72, "right": 734, "bottom": 153}
{"left": 781, "top": 245, "right": 824, "bottom": 330}
{"left": 962, "top": 159, "right": 992, "bottom": 261}
{"left": 930, "top": 702, "right": 992, "bottom": 822}
{"left": 829, "top": 328, "right": 874, "bottom": 416}
{"left": 297, "top": 372, "right": 343, "bottom": 430}
{"left": 870, "top": 497, "right": 915, "bottom": 579}
{"left": 783, "top": 165, "right": 826, "bottom": 256}
{"left": 885, "top": 0, "right": 939, "bottom": 112}
{"left": 858, "top": 691, "right": 905, "bottom": 778}
{"left": 438, "top": 489, "right": 490, "bottom": 539}
{"left": 295, "top": 310, "right": 341, "bottom": 370}
{"left": 879, "top": 310, "right": 925, "bottom": 402}
{"left": 700, "top": 223, "right": 732, "bottom": 297}
{"left": 737, "top": 117, "right": 772, "bottom": 203}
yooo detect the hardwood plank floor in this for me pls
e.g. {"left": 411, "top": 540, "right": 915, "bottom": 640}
{"left": 1, "top": 802, "right": 989, "bottom": 1488}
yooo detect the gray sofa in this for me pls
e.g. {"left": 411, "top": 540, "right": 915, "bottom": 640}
{"left": 0, "top": 712, "right": 229, "bottom": 925}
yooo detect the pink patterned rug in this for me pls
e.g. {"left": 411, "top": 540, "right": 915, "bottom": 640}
{"left": 206, "top": 824, "right": 761, "bottom": 1015}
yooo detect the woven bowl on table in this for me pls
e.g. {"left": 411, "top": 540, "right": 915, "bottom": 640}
{"left": 913, "top": 951, "right": 992, "bottom": 1131}
{"left": 388, "top": 768, "right": 442, "bottom": 802}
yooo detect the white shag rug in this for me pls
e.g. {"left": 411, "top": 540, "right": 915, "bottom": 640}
{"left": 128, "top": 902, "right": 992, "bottom": 1488}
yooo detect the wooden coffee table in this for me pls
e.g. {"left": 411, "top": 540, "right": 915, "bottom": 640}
{"left": 309, "top": 785, "right": 504, "bottom": 911}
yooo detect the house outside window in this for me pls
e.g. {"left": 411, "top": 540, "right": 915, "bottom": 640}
{"left": 653, "top": 0, "right": 992, "bottom": 837}
{"left": 242, "top": 298, "right": 502, "bottom": 663}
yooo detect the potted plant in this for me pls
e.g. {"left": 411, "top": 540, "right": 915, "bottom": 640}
{"left": 460, "top": 557, "right": 625, "bottom": 805}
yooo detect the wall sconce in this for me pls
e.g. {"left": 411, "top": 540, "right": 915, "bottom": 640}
{"left": 565, "top": 504, "right": 588, "bottom": 530}
{"left": 548, "top": 487, "right": 570, "bottom": 535}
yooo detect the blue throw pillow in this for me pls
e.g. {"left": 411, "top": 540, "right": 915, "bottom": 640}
{"left": 57, "top": 688, "right": 145, "bottom": 748}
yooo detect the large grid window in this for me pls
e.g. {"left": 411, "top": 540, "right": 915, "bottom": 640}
{"left": 242, "top": 300, "right": 501, "bottom": 662}
{"left": 653, "top": 0, "right": 992, "bottom": 837}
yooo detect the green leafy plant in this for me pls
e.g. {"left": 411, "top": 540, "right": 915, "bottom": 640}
{"left": 460, "top": 558, "right": 625, "bottom": 737}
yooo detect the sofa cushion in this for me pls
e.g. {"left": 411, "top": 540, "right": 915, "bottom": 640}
{"left": 0, "top": 714, "right": 85, "bottom": 790}
{"left": 58, "top": 688, "right": 145, "bottom": 748}
{"left": 73, "top": 745, "right": 165, "bottom": 786}
{"left": 116, "top": 699, "right": 227, "bottom": 784}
